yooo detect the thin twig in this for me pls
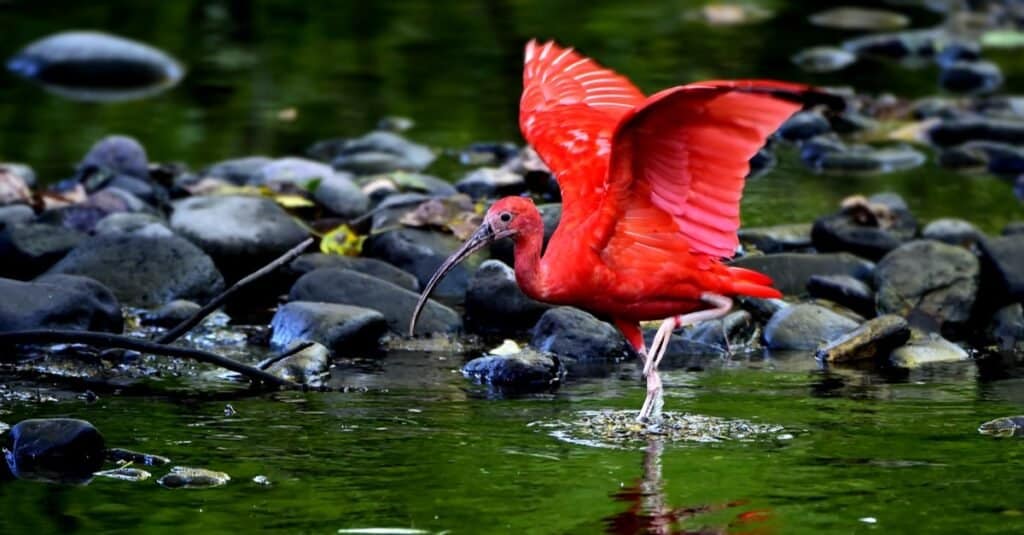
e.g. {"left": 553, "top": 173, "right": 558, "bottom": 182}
{"left": 256, "top": 341, "right": 315, "bottom": 370}
{"left": 156, "top": 237, "right": 314, "bottom": 345}
{"left": 0, "top": 330, "right": 298, "bottom": 388}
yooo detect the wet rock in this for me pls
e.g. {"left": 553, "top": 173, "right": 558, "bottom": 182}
{"left": 811, "top": 196, "right": 918, "bottom": 261}
{"left": 463, "top": 348, "right": 564, "bottom": 393}
{"left": 763, "top": 304, "right": 860, "bottom": 351}
{"left": 960, "top": 141, "right": 1024, "bottom": 176}
{"left": 730, "top": 253, "right": 875, "bottom": 296}
{"left": 922, "top": 218, "right": 984, "bottom": 248}
{"left": 254, "top": 157, "right": 334, "bottom": 189}
{"left": 313, "top": 173, "right": 369, "bottom": 218}
{"left": 0, "top": 204, "right": 35, "bottom": 229}
{"left": 938, "top": 144, "right": 989, "bottom": 171}
{"left": 7, "top": 31, "right": 183, "bottom": 101}
{"left": 738, "top": 223, "right": 812, "bottom": 253}
{"left": 491, "top": 203, "right": 561, "bottom": 266}
{"left": 363, "top": 228, "right": 477, "bottom": 304}
{"left": 842, "top": 29, "right": 942, "bottom": 62}
{"left": 927, "top": 118, "right": 1024, "bottom": 147}
{"left": 455, "top": 167, "right": 527, "bottom": 200}
{"left": 141, "top": 299, "right": 201, "bottom": 328}
{"left": 791, "top": 46, "right": 857, "bottom": 73}
{"left": 809, "top": 6, "right": 908, "bottom": 31}
{"left": 978, "top": 235, "right": 1024, "bottom": 306}
{"left": 875, "top": 240, "right": 979, "bottom": 333}
{"left": 985, "top": 303, "right": 1024, "bottom": 351}
{"left": 890, "top": 334, "right": 968, "bottom": 368}
{"left": 157, "top": 466, "right": 230, "bottom": 489}
{"left": 201, "top": 156, "right": 273, "bottom": 185}
{"left": 270, "top": 302, "right": 387, "bottom": 353}
{"left": 0, "top": 275, "right": 122, "bottom": 334}
{"left": 94, "top": 212, "right": 172, "bottom": 237}
{"left": 978, "top": 416, "right": 1024, "bottom": 438}
{"left": 465, "top": 259, "right": 550, "bottom": 335}
{"left": 311, "top": 132, "right": 435, "bottom": 175}
{"left": 288, "top": 253, "right": 418, "bottom": 291}
{"left": 94, "top": 467, "right": 151, "bottom": 482}
{"left": 799, "top": 135, "right": 847, "bottom": 168}
{"left": 807, "top": 274, "right": 875, "bottom": 318}
{"left": 648, "top": 310, "right": 759, "bottom": 357}
{"left": 374, "top": 173, "right": 457, "bottom": 198}
{"left": 106, "top": 447, "right": 170, "bottom": 466}
{"left": 0, "top": 223, "right": 84, "bottom": 279}
{"left": 5, "top": 418, "right": 105, "bottom": 484}
{"left": 79, "top": 135, "right": 149, "bottom": 180}
{"left": 813, "top": 144, "right": 926, "bottom": 174}
{"left": 737, "top": 297, "right": 788, "bottom": 324}
{"left": 531, "top": 307, "right": 634, "bottom": 361}
{"left": 940, "top": 60, "right": 1003, "bottom": 94}
{"left": 778, "top": 111, "right": 831, "bottom": 141}
{"left": 458, "top": 142, "right": 519, "bottom": 166}
{"left": 289, "top": 268, "right": 461, "bottom": 335}
{"left": 827, "top": 110, "right": 878, "bottom": 134}
{"left": 816, "top": 315, "right": 910, "bottom": 364}
{"left": 263, "top": 342, "right": 330, "bottom": 385}
{"left": 170, "top": 195, "right": 308, "bottom": 280}
{"left": 936, "top": 40, "right": 981, "bottom": 68}
{"left": 46, "top": 233, "right": 224, "bottom": 307}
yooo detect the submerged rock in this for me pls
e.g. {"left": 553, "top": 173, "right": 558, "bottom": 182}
{"left": 170, "top": 195, "right": 308, "bottom": 280}
{"left": 263, "top": 342, "right": 331, "bottom": 385}
{"left": 531, "top": 307, "right": 634, "bottom": 362}
{"left": 763, "top": 304, "right": 860, "bottom": 351}
{"left": 270, "top": 302, "right": 387, "bottom": 353}
{"left": 289, "top": 267, "right": 461, "bottom": 335}
{"left": 5, "top": 418, "right": 106, "bottom": 484}
{"left": 465, "top": 260, "right": 550, "bottom": 335}
{"left": 890, "top": 334, "right": 968, "bottom": 368}
{"left": 807, "top": 274, "right": 876, "bottom": 318}
{"left": 157, "top": 466, "right": 230, "bottom": 489}
{"left": 288, "top": 253, "right": 418, "bottom": 292}
{"left": 730, "top": 252, "right": 875, "bottom": 296}
{"left": 978, "top": 416, "right": 1024, "bottom": 438}
{"left": 7, "top": 31, "right": 183, "bottom": 101}
{"left": 0, "top": 223, "right": 85, "bottom": 279}
{"left": 46, "top": 233, "right": 224, "bottom": 307}
{"left": 106, "top": 448, "right": 170, "bottom": 466}
{"left": 94, "top": 467, "right": 151, "bottom": 482}
{"left": 0, "top": 275, "right": 122, "bottom": 334}
{"left": 875, "top": 240, "right": 979, "bottom": 333}
{"left": 816, "top": 315, "right": 911, "bottom": 364}
{"left": 463, "top": 348, "right": 564, "bottom": 393}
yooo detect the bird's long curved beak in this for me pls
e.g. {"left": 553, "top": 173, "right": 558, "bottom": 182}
{"left": 408, "top": 222, "right": 511, "bottom": 336}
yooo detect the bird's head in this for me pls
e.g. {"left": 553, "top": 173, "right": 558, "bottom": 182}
{"left": 408, "top": 196, "right": 539, "bottom": 336}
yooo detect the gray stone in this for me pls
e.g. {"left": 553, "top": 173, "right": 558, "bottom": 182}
{"left": 170, "top": 195, "right": 308, "bottom": 279}
{"left": 922, "top": 218, "right": 984, "bottom": 248}
{"left": 455, "top": 167, "right": 527, "bottom": 200}
{"left": 254, "top": 157, "right": 334, "bottom": 189}
{"left": 463, "top": 349, "right": 564, "bottom": 393}
{"left": 263, "top": 342, "right": 330, "bottom": 385}
{"left": 364, "top": 228, "right": 479, "bottom": 304}
{"left": 157, "top": 466, "right": 230, "bottom": 489}
{"left": 287, "top": 253, "right": 418, "bottom": 291}
{"left": 270, "top": 301, "right": 387, "bottom": 352}
{"left": 46, "top": 233, "right": 224, "bottom": 307}
{"left": 791, "top": 46, "right": 857, "bottom": 73}
{"left": 141, "top": 299, "right": 201, "bottom": 328}
{"left": 0, "top": 275, "right": 122, "bottom": 334}
{"left": 94, "top": 212, "right": 172, "bottom": 237}
{"left": 812, "top": 198, "right": 918, "bottom": 261}
{"left": 875, "top": 240, "right": 979, "bottom": 334}
{"left": 313, "top": 173, "right": 369, "bottom": 218}
{"left": 201, "top": 156, "right": 273, "bottom": 185}
{"left": 0, "top": 205, "right": 34, "bottom": 229}
{"left": 465, "top": 259, "right": 550, "bottom": 335}
{"left": 289, "top": 268, "right": 460, "bottom": 335}
{"left": 738, "top": 223, "right": 813, "bottom": 253}
{"left": 730, "top": 252, "right": 875, "bottom": 297}
{"left": 806, "top": 274, "right": 875, "bottom": 318}
{"left": 778, "top": 111, "right": 831, "bottom": 141}
{"left": 0, "top": 223, "right": 84, "bottom": 279}
{"left": 1004, "top": 222, "right": 1024, "bottom": 236}
{"left": 763, "top": 304, "right": 860, "bottom": 351}
{"left": 985, "top": 303, "right": 1024, "bottom": 352}
{"left": 531, "top": 307, "right": 634, "bottom": 362}
{"left": 978, "top": 235, "right": 1024, "bottom": 307}
{"left": 927, "top": 117, "right": 1024, "bottom": 148}
{"left": 890, "top": 334, "right": 968, "bottom": 368}
{"left": 312, "top": 131, "right": 435, "bottom": 174}
{"left": 940, "top": 60, "right": 1003, "bottom": 94}
{"left": 813, "top": 144, "right": 926, "bottom": 174}
{"left": 79, "top": 135, "right": 148, "bottom": 179}
{"left": 0, "top": 163, "right": 36, "bottom": 188}
{"left": 816, "top": 314, "right": 911, "bottom": 364}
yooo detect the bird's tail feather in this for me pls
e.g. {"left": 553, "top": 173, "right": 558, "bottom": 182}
{"left": 726, "top": 266, "right": 783, "bottom": 299}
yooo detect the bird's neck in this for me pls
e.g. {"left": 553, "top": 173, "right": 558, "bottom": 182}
{"left": 510, "top": 208, "right": 548, "bottom": 301}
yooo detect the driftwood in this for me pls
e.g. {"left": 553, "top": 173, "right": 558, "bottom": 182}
{"left": 1, "top": 236, "right": 316, "bottom": 389}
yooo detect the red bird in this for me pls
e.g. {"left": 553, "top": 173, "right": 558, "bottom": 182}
{"left": 412, "top": 40, "right": 814, "bottom": 422}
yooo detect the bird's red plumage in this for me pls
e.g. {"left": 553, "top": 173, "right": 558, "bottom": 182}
{"left": 518, "top": 40, "right": 798, "bottom": 324}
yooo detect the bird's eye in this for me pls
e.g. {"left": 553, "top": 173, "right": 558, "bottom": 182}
{"left": 499, "top": 212, "right": 513, "bottom": 223}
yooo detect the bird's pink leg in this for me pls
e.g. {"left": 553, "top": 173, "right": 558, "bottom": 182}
{"left": 638, "top": 293, "right": 734, "bottom": 423}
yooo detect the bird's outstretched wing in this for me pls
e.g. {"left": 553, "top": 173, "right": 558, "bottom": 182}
{"left": 520, "top": 40, "right": 645, "bottom": 221}
{"left": 597, "top": 81, "right": 809, "bottom": 262}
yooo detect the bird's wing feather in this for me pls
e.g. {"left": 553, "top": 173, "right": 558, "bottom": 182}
{"left": 520, "top": 40, "right": 645, "bottom": 218}
{"left": 598, "top": 80, "right": 807, "bottom": 259}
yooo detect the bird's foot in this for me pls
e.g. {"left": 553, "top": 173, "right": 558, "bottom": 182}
{"left": 637, "top": 368, "right": 664, "bottom": 424}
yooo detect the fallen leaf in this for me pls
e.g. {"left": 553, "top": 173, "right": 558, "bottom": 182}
{"left": 320, "top": 224, "right": 366, "bottom": 256}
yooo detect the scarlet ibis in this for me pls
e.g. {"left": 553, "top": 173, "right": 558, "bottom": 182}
{"left": 411, "top": 40, "right": 825, "bottom": 421}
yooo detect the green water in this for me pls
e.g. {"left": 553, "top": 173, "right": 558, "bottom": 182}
{"left": 2, "top": 0, "right": 1024, "bottom": 533}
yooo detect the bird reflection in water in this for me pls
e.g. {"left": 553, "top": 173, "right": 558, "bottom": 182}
{"left": 603, "top": 439, "right": 773, "bottom": 535}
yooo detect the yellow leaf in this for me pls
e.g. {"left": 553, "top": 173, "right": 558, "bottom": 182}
{"left": 320, "top": 224, "right": 366, "bottom": 256}
{"left": 274, "top": 194, "right": 315, "bottom": 208}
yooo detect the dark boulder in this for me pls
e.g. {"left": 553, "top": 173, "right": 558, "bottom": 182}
{"left": 730, "top": 252, "right": 875, "bottom": 297}
{"left": 270, "top": 301, "right": 387, "bottom": 353}
{"left": 0, "top": 275, "right": 122, "bottom": 334}
{"left": 289, "top": 268, "right": 460, "bottom": 335}
{"left": 977, "top": 235, "right": 1024, "bottom": 308}
{"left": 807, "top": 274, "right": 876, "bottom": 318}
{"left": 46, "top": 233, "right": 224, "bottom": 307}
{"left": 816, "top": 315, "right": 910, "bottom": 364}
{"left": 738, "top": 223, "right": 813, "bottom": 253}
{"left": 455, "top": 167, "right": 527, "bottom": 200}
{"left": 287, "top": 253, "right": 418, "bottom": 291}
{"left": 465, "top": 259, "right": 550, "bottom": 335}
{"left": 0, "top": 223, "right": 84, "bottom": 279}
{"left": 811, "top": 196, "right": 918, "bottom": 261}
{"left": 763, "top": 303, "right": 860, "bottom": 351}
{"left": 140, "top": 299, "right": 201, "bottom": 328}
{"left": 463, "top": 349, "right": 564, "bottom": 394}
{"left": 940, "top": 60, "right": 1003, "bottom": 94}
{"left": 201, "top": 156, "right": 273, "bottom": 185}
{"left": 5, "top": 418, "right": 105, "bottom": 484}
{"left": 0, "top": 204, "right": 34, "bottom": 229}
{"left": 363, "top": 228, "right": 479, "bottom": 304}
{"left": 531, "top": 307, "right": 634, "bottom": 362}
{"left": 778, "top": 111, "right": 831, "bottom": 141}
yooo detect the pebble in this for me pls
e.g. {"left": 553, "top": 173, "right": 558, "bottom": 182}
{"left": 157, "top": 466, "right": 231, "bottom": 489}
{"left": 763, "top": 304, "right": 860, "bottom": 351}
{"left": 311, "top": 132, "right": 435, "bottom": 175}
{"left": 79, "top": 135, "right": 149, "bottom": 180}
{"left": 93, "top": 212, "right": 173, "bottom": 237}
{"left": 816, "top": 315, "right": 911, "bottom": 364}
{"left": 875, "top": 240, "right": 979, "bottom": 334}
{"left": 201, "top": 156, "right": 274, "bottom": 185}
